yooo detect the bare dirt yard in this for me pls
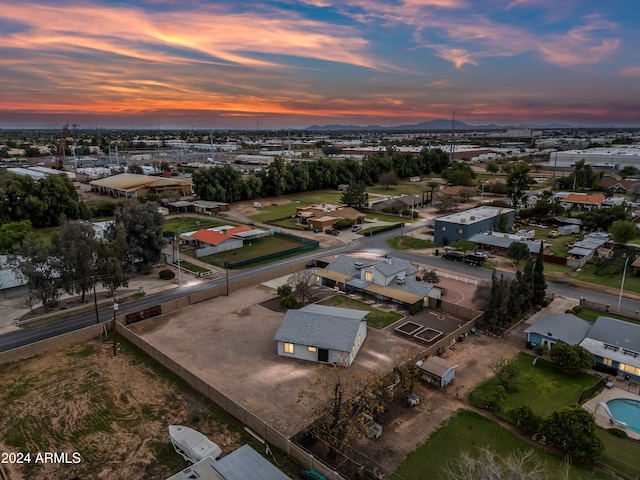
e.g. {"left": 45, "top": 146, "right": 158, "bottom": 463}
{"left": 0, "top": 339, "right": 247, "bottom": 480}
{"left": 348, "top": 332, "right": 522, "bottom": 475}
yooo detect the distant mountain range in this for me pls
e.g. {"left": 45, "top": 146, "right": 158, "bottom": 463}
{"left": 305, "top": 119, "right": 583, "bottom": 131}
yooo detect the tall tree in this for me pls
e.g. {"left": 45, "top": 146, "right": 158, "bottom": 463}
{"left": 610, "top": 220, "right": 638, "bottom": 244}
{"left": 340, "top": 182, "right": 369, "bottom": 208}
{"left": 297, "top": 365, "right": 387, "bottom": 458}
{"left": 50, "top": 218, "right": 98, "bottom": 303}
{"left": 505, "top": 161, "right": 532, "bottom": 208}
{"left": 532, "top": 241, "right": 546, "bottom": 306}
{"left": 0, "top": 220, "right": 33, "bottom": 254}
{"left": 10, "top": 235, "right": 60, "bottom": 311}
{"left": 97, "top": 223, "right": 130, "bottom": 294}
{"left": 379, "top": 170, "right": 399, "bottom": 188}
{"left": 110, "top": 201, "right": 165, "bottom": 270}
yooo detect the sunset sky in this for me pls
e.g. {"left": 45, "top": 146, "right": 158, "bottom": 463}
{"left": 1, "top": 0, "right": 639, "bottom": 129}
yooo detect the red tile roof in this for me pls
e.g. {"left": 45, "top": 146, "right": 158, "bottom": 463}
{"left": 191, "top": 225, "right": 252, "bottom": 246}
{"left": 562, "top": 193, "right": 605, "bottom": 205}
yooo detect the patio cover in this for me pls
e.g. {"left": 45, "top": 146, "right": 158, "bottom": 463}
{"left": 364, "top": 283, "right": 423, "bottom": 304}
{"left": 314, "top": 268, "right": 352, "bottom": 284}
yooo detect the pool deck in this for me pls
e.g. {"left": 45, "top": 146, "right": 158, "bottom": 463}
{"left": 583, "top": 385, "right": 640, "bottom": 440}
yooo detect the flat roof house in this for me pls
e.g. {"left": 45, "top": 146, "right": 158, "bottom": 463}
{"left": 273, "top": 304, "right": 368, "bottom": 367}
{"left": 434, "top": 206, "right": 515, "bottom": 245}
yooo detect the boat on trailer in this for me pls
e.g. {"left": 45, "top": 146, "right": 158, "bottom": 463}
{"left": 168, "top": 425, "right": 222, "bottom": 464}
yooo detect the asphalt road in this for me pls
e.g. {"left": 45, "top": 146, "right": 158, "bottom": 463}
{"left": 1, "top": 221, "right": 638, "bottom": 352}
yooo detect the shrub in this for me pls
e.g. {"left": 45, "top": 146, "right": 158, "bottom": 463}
{"left": 506, "top": 405, "right": 542, "bottom": 432}
{"left": 279, "top": 295, "right": 297, "bottom": 309}
{"left": 159, "top": 268, "right": 175, "bottom": 280}
{"left": 607, "top": 428, "right": 628, "bottom": 438}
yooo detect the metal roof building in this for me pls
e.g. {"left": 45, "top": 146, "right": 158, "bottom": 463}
{"left": 90, "top": 173, "right": 193, "bottom": 198}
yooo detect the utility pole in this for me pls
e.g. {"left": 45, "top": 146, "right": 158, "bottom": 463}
{"left": 92, "top": 276, "right": 99, "bottom": 324}
{"left": 225, "top": 256, "right": 229, "bottom": 296}
{"left": 618, "top": 257, "right": 630, "bottom": 311}
{"left": 112, "top": 291, "right": 118, "bottom": 356}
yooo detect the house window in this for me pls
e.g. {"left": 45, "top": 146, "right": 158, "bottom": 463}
{"left": 603, "top": 358, "right": 612, "bottom": 366}
{"left": 352, "top": 345, "right": 355, "bottom": 355}
{"left": 456, "top": 228, "right": 463, "bottom": 234}
{"left": 358, "top": 335, "right": 361, "bottom": 346}
{"left": 440, "top": 226, "right": 446, "bottom": 232}
{"left": 307, "top": 346, "right": 317, "bottom": 352}
{"left": 619, "top": 363, "right": 640, "bottom": 376}
{"left": 283, "top": 343, "right": 294, "bottom": 354}
{"left": 364, "top": 271, "right": 373, "bottom": 282}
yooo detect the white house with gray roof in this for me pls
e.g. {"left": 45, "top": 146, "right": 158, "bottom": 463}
{"left": 273, "top": 304, "right": 368, "bottom": 366}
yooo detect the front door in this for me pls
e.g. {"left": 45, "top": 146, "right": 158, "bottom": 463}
{"left": 318, "top": 349, "right": 329, "bottom": 363}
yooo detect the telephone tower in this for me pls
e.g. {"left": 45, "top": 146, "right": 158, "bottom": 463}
{"left": 56, "top": 124, "right": 70, "bottom": 170}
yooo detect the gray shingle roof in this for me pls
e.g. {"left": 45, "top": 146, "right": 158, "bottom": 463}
{"left": 524, "top": 313, "right": 592, "bottom": 345}
{"left": 273, "top": 304, "right": 367, "bottom": 352}
{"left": 582, "top": 316, "right": 640, "bottom": 353}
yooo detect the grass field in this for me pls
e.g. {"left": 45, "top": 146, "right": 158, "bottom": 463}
{"left": 393, "top": 409, "right": 613, "bottom": 480}
{"left": 572, "top": 263, "right": 640, "bottom": 294}
{"left": 388, "top": 235, "right": 439, "bottom": 250}
{"left": 318, "top": 295, "right": 404, "bottom": 329}
{"left": 164, "top": 216, "right": 229, "bottom": 233}
{"left": 184, "top": 235, "right": 307, "bottom": 267}
{"left": 572, "top": 307, "right": 640, "bottom": 325}
{"left": 599, "top": 429, "right": 640, "bottom": 479}
{"left": 248, "top": 191, "right": 343, "bottom": 223}
{"left": 469, "top": 352, "right": 599, "bottom": 417}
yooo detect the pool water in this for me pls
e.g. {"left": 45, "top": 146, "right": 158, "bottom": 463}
{"left": 606, "top": 398, "right": 640, "bottom": 434}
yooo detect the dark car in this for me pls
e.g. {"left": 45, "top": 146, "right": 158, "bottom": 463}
{"left": 325, "top": 228, "right": 340, "bottom": 235}
{"left": 464, "top": 253, "right": 486, "bottom": 266}
{"left": 442, "top": 251, "right": 464, "bottom": 261}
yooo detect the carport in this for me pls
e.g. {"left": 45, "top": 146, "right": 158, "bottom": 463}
{"left": 364, "top": 284, "right": 424, "bottom": 311}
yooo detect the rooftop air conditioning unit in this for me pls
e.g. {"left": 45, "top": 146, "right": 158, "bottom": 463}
{"left": 396, "top": 275, "right": 405, "bottom": 284}
{"left": 355, "top": 262, "right": 363, "bottom": 269}
{"left": 470, "top": 216, "right": 476, "bottom": 220}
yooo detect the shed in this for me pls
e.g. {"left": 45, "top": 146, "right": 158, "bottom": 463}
{"left": 558, "top": 224, "right": 580, "bottom": 235}
{"left": 418, "top": 356, "right": 458, "bottom": 387}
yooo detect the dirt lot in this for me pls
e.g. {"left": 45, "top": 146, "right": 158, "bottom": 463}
{"left": 0, "top": 340, "right": 246, "bottom": 480}
{"left": 129, "top": 285, "right": 426, "bottom": 438}
{"left": 348, "top": 333, "right": 521, "bottom": 475}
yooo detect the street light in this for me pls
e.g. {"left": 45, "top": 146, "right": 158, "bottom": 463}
{"left": 617, "top": 257, "right": 630, "bottom": 312}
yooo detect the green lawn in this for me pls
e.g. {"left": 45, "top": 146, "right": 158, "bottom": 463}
{"left": 572, "top": 307, "right": 640, "bottom": 326}
{"left": 164, "top": 216, "right": 229, "bottom": 233}
{"left": 317, "top": 295, "right": 403, "bottom": 329}
{"left": 469, "top": 353, "right": 599, "bottom": 417}
{"left": 388, "top": 235, "right": 439, "bottom": 250}
{"left": 175, "top": 260, "right": 210, "bottom": 274}
{"left": 184, "top": 235, "right": 307, "bottom": 267}
{"left": 248, "top": 191, "right": 343, "bottom": 223}
{"left": 599, "top": 429, "right": 640, "bottom": 479}
{"left": 393, "top": 409, "right": 612, "bottom": 480}
{"left": 366, "top": 183, "right": 428, "bottom": 196}
{"left": 572, "top": 264, "right": 640, "bottom": 295}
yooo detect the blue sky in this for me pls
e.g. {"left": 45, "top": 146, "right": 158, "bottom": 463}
{"left": 1, "top": 0, "right": 638, "bottom": 129}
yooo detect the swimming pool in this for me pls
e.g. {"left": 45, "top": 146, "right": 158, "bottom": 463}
{"left": 606, "top": 398, "right": 640, "bottom": 434}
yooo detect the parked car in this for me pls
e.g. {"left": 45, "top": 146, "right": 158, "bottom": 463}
{"left": 351, "top": 224, "right": 363, "bottom": 232}
{"left": 325, "top": 228, "right": 340, "bottom": 236}
{"left": 548, "top": 230, "right": 561, "bottom": 238}
{"left": 464, "top": 253, "right": 486, "bottom": 266}
{"left": 442, "top": 251, "right": 464, "bottom": 261}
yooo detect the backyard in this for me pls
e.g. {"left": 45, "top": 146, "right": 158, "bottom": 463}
{"left": 318, "top": 295, "right": 404, "bottom": 329}
{"left": 469, "top": 352, "right": 599, "bottom": 417}
{"left": 393, "top": 409, "right": 613, "bottom": 480}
